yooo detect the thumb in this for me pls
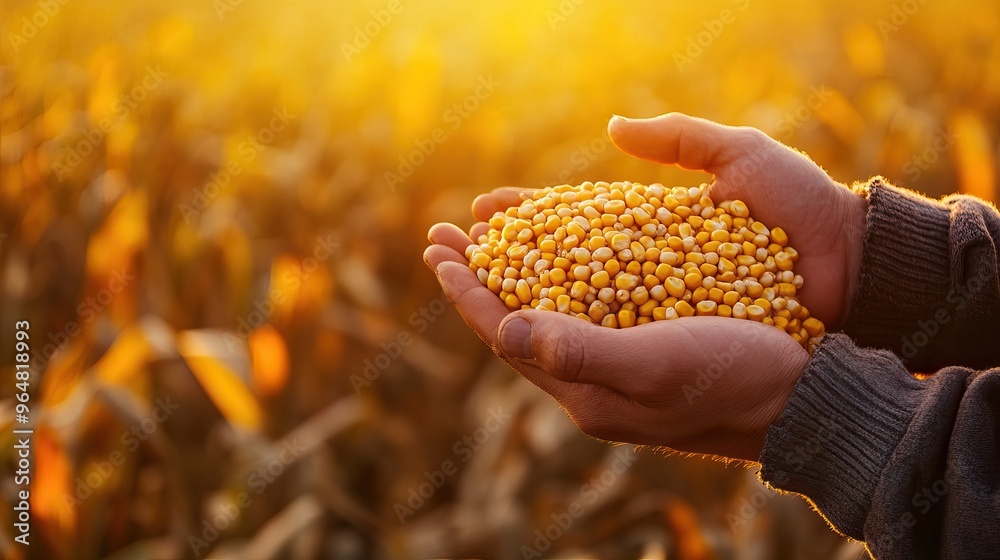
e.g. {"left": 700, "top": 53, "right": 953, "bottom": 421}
{"left": 608, "top": 113, "right": 759, "bottom": 173}
{"left": 497, "top": 310, "right": 633, "bottom": 388}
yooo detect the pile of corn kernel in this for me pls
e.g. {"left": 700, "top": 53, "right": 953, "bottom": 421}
{"left": 467, "top": 181, "right": 825, "bottom": 353}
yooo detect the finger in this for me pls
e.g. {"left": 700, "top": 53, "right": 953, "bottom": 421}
{"left": 472, "top": 187, "right": 534, "bottom": 222}
{"left": 433, "top": 260, "right": 510, "bottom": 349}
{"left": 554, "top": 382, "right": 651, "bottom": 443}
{"left": 608, "top": 113, "right": 759, "bottom": 173}
{"left": 427, "top": 223, "right": 474, "bottom": 258}
{"left": 469, "top": 222, "right": 490, "bottom": 241}
{"left": 496, "top": 310, "right": 661, "bottom": 395}
{"left": 422, "top": 244, "right": 466, "bottom": 270}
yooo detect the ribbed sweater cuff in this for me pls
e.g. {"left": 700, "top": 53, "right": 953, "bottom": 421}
{"left": 845, "top": 178, "right": 952, "bottom": 352}
{"left": 758, "top": 333, "right": 924, "bottom": 540}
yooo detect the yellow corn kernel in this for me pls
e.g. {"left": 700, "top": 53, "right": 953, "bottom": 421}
{"left": 555, "top": 294, "right": 571, "bottom": 313}
{"left": 663, "top": 276, "right": 685, "bottom": 298}
{"left": 548, "top": 286, "right": 568, "bottom": 300}
{"left": 696, "top": 300, "right": 717, "bottom": 316}
{"left": 515, "top": 280, "right": 532, "bottom": 303}
{"left": 775, "top": 251, "right": 794, "bottom": 271}
{"left": 736, "top": 254, "right": 757, "bottom": 267}
{"left": 683, "top": 271, "right": 703, "bottom": 290}
{"left": 770, "top": 226, "right": 788, "bottom": 246}
{"left": 674, "top": 299, "right": 695, "bottom": 317}
{"left": 590, "top": 270, "right": 611, "bottom": 289}
{"left": 487, "top": 273, "right": 503, "bottom": 294}
{"left": 604, "top": 259, "right": 621, "bottom": 277}
{"left": 732, "top": 302, "right": 748, "bottom": 319}
{"left": 549, "top": 268, "right": 567, "bottom": 286}
{"left": 631, "top": 286, "right": 650, "bottom": 305}
{"left": 747, "top": 304, "right": 766, "bottom": 321}
{"left": 637, "top": 299, "right": 658, "bottom": 317}
{"left": 710, "top": 229, "right": 729, "bottom": 243}
{"left": 618, "top": 309, "right": 636, "bottom": 328}
{"left": 729, "top": 200, "right": 749, "bottom": 218}
{"left": 777, "top": 282, "right": 797, "bottom": 297}
{"left": 802, "top": 317, "right": 825, "bottom": 338}
{"left": 753, "top": 298, "right": 772, "bottom": 314}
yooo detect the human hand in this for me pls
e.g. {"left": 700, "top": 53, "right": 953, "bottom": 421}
{"left": 423, "top": 113, "right": 864, "bottom": 461}
{"left": 606, "top": 114, "right": 867, "bottom": 328}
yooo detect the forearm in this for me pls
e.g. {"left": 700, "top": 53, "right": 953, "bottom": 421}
{"left": 845, "top": 177, "right": 1000, "bottom": 370}
{"left": 759, "top": 333, "right": 1000, "bottom": 559}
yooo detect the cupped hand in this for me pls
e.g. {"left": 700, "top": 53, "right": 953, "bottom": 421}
{"left": 423, "top": 113, "right": 866, "bottom": 462}
{"left": 606, "top": 114, "right": 867, "bottom": 328}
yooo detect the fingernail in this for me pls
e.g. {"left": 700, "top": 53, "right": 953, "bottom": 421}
{"left": 500, "top": 317, "right": 533, "bottom": 359}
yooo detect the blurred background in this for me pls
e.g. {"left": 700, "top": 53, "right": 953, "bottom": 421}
{"left": 1, "top": 0, "right": 998, "bottom": 558}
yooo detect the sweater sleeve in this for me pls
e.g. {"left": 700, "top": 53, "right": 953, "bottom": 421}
{"left": 757, "top": 181, "right": 1000, "bottom": 558}
{"left": 758, "top": 336, "right": 1000, "bottom": 559}
{"left": 844, "top": 177, "right": 1000, "bottom": 371}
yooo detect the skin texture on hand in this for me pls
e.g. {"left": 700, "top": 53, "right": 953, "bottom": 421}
{"left": 423, "top": 113, "right": 868, "bottom": 463}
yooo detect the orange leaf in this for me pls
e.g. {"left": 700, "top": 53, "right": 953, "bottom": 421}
{"left": 249, "top": 324, "right": 290, "bottom": 398}
{"left": 31, "top": 427, "right": 76, "bottom": 540}
{"left": 178, "top": 332, "right": 262, "bottom": 430}
{"left": 92, "top": 324, "right": 150, "bottom": 386}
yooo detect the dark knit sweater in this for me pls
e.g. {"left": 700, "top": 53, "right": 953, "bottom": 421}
{"left": 758, "top": 178, "right": 1000, "bottom": 559}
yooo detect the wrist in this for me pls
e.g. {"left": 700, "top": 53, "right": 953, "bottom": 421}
{"left": 843, "top": 178, "right": 953, "bottom": 359}
{"left": 839, "top": 186, "right": 869, "bottom": 329}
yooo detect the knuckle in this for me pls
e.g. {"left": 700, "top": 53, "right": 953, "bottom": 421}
{"left": 736, "top": 126, "right": 769, "bottom": 148}
{"left": 548, "top": 329, "right": 586, "bottom": 382}
{"left": 572, "top": 411, "right": 614, "bottom": 441}
{"left": 564, "top": 390, "right": 631, "bottom": 442}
